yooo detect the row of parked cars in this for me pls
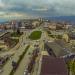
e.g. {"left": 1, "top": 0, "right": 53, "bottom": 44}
{"left": 0, "top": 55, "right": 13, "bottom": 73}
{"left": 0, "top": 55, "right": 9, "bottom": 67}
{"left": 24, "top": 48, "right": 39, "bottom": 75}
{"left": 62, "top": 53, "right": 75, "bottom": 62}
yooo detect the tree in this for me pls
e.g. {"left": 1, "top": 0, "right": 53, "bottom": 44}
{"left": 16, "top": 28, "right": 20, "bottom": 34}
{"left": 69, "top": 60, "right": 75, "bottom": 75}
{"left": 57, "top": 35, "right": 62, "bottom": 39}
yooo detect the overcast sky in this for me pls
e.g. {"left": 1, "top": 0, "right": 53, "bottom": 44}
{"left": 0, "top": 0, "right": 75, "bottom": 19}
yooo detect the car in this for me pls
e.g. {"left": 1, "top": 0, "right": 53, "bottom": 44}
{"left": 69, "top": 54, "right": 75, "bottom": 58}
{"left": 24, "top": 66, "right": 28, "bottom": 75}
{"left": 34, "top": 44, "right": 39, "bottom": 47}
{"left": 0, "top": 69, "right": 3, "bottom": 73}
{"left": 24, "top": 72, "right": 26, "bottom": 75}
{"left": 24, "top": 69, "right": 28, "bottom": 75}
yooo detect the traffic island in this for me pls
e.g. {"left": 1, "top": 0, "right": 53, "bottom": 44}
{"left": 29, "top": 31, "right": 42, "bottom": 40}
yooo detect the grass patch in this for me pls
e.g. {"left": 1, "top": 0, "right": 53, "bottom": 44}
{"left": 67, "top": 60, "right": 75, "bottom": 75}
{"left": 29, "top": 31, "right": 42, "bottom": 40}
{"left": 12, "top": 39, "right": 19, "bottom": 44}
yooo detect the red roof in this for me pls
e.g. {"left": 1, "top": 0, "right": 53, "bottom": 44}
{"left": 40, "top": 55, "right": 68, "bottom": 75}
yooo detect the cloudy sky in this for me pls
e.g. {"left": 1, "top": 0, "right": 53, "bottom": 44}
{"left": 0, "top": 0, "right": 75, "bottom": 20}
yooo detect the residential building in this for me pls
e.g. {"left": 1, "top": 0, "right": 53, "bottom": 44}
{"left": 48, "top": 25, "right": 56, "bottom": 30}
{"left": 62, "top": 34, "right": 70, "bottom": 42}
{"left": 32, "top": 21, "right": 40, "bottom": 27}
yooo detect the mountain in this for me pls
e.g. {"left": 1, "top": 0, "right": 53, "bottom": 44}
{"left": 44, "top": 16, "right": 75, "bottom": 24}
{"left": 0, "top": 19, "right": 8, "bottom": 24}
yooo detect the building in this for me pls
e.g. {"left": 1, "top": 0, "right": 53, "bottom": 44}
{"left": 43, "top": 22, "right": 49, "bottom": 29}
{"left": 62, "top": 33, "right": 70, "bottom": 42}
{"left": 69, "top": 32, "right": 75, "bottom": 40}
{"left": 0, "top": 32, "right": 11, "bottom": 40}
{"left": 44, "top": 42, "right": 68, "bottom": 57}
{"left": 43, "top": 22, "right": 57, "bottom": 30}
{"left": 21, "top": 20, "right": 35, "bottom": 29}
{"left": 64, "top": 24, "right": 72, "bottom": 29}
{"left": 48, "top": 25, "right": 56, "bottom": 30}
{"left": 62, "top": 31, "right": 75, "bottom": 42}
{"left": 40, "top": 55, "right": 68, "bottom": 75}
{"left": 62, "top": 31, "right": 75, "bottom": 43}
{"left": 41, "top": 51, "right": 49, "bottom": 56}
{"left": 32, "top": 21, "right": 40, "bottom": 27}
{"left": 11, "top": 20, "right": 18, "bottom": 31}
{"left": 0, "top": 22, "right": 12, "bottom": 30}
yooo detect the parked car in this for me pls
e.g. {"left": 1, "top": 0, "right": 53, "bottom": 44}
{"left": 0, "top": 69, "right": 3, "bottom": 73}
{"left": 24, "top": 66, "right": 28, "bottom": 75}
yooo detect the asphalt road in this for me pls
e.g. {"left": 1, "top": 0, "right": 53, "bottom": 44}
{"left": 0, "top": 27, "right": 57, "bottom": 75}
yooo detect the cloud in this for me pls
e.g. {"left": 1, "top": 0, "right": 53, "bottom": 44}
{"left": 0, "top": 0, "right": 75, "bottom": 19}
{"left": 0, "top": 12, "right": 36, "bottom": 20}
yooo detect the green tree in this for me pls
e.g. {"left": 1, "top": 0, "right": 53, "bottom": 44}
{"left": 69, "top": 60, "right": 75, "bottom": 75}
{"left": 16, "top": 28, "right": 20, "bottom": 34}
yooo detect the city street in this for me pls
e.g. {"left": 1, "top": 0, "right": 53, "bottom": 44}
{"left": 0, "top": 26, "right": 73, "bottom": 75}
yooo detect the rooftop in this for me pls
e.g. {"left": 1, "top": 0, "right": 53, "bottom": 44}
{"left": 45, "top": 42, "right": 68, "bottom": 57}
{"left": 40, "top": 55, "right": 68, "bottom": 75}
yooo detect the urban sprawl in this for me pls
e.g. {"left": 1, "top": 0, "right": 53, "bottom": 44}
{"left": 0, "top": 18, "right": 75, "bottom": 75}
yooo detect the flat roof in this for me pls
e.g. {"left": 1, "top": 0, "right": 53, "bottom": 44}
{"left": 45, "top": 42, "right": 68, "bottom": 57}
{"left": 40, "top": 55, "right": 68, "bottom": 75}
{"left": 41, "top": 51, "right": 49, "bottom": 56}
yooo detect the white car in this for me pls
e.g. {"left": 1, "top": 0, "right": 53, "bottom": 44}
{"left": 24, "top": 66, "right": 28, "bottom": 75}
{"left": 0, "top": 69, "right": 3, "bottom": 73}
{"left": 24, "top": 70, "right": 28, "bottom": 75}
